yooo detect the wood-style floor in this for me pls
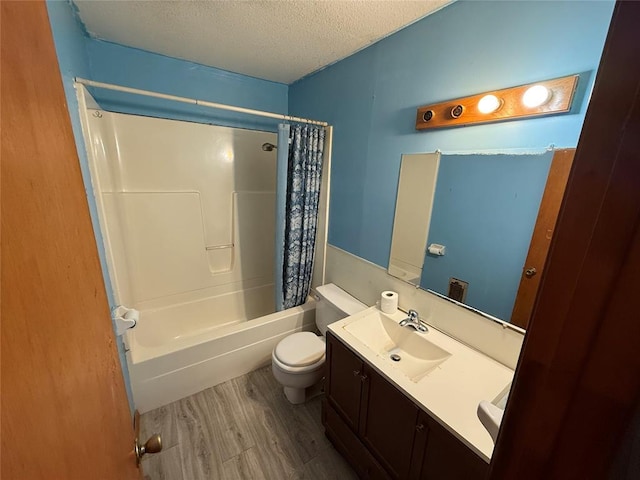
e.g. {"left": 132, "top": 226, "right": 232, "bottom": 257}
{"left": 140, "top": 366, "right": 358, "bottom": 479}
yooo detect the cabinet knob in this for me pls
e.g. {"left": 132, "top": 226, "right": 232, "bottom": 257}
{"left": 353, "top": 370, "right": 360, "bottom": 376}
{"left": 416, "top": 423, "right": 425, "bottom": 432}
{"left": 360, "top": 374, "right": 368, "bottom": 383}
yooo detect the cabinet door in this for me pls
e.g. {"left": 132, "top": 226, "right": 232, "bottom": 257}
{"left": 325, "top": 401, "right": 392, "bottom": 480}
{"left": 409, "top": 412, "right": 430, "bottom": 480}
{"left": 326, "top": 332, "right": 365, "bottom": 432}
{"left": 359, "top": 365, "right": 420, "bottom": 479}
{"left": 418, "top": 417, "right": 488, "bottom": 480}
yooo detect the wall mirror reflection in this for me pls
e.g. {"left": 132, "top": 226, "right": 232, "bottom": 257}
{"left": 388, "top": 153, "right": 440, "bottom": 284}
{"left": 389, "top": 148, "right": 574, "bottom": 328}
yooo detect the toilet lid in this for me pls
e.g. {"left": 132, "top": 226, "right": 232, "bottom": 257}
{"left": 274, "top": 332, "right": 325, "bottom": 367}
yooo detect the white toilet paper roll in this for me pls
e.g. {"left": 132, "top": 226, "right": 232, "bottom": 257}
{"left": 380, "top": 291, "right": 399, "bottom": 314}
{"left": 428, "top": 243, "right": 446, "bottom": 256}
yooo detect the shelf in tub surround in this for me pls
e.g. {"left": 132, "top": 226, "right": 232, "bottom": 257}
{"left": 328, "top": 306, "right": 515, "bottom": 462}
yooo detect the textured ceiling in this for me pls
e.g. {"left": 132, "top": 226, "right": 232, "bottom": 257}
{"left": 74, "top": 0, "right": 453, "bottom": 84}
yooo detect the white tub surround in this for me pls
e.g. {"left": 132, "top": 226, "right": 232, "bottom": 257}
{"left": 329, "top": 306, "right": 514, "bottom": 462}
{"left": 325, "top": 245, "right": 525, "bottom": 369}
{"left": 78, "top": 104, "right": 279, "bottom": 307}
{"left": 75, "top": 85, "right": 335, "bottom": 414}
{"left": 76, "top": 84, "right": 331, "bottom": 312}
{"left": 127, "top": 300, "right": 316, "bottom": 412}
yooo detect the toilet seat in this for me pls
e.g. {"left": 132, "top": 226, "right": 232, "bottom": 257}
{"left": 272, "top": 332, "right": 326, "bottom": 373}
{"left": 272, "top": 352, "right": 325, "bottom": 374}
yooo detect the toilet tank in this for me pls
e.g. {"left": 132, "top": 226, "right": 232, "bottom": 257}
{"left": 315, "top": 284, "right": 367, "bottom": 335}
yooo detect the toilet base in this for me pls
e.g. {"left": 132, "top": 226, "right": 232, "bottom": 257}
{"left": 283, "top": 382, "right": 324, "bottom": 405}
{"left": 284, "top": 386, "right": 306, "bottom": 404}
{"left": 271, "top": 358, "right": 325, "bottom": 405}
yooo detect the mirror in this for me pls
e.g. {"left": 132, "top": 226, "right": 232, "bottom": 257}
{"left": 388, "top": 153, "right": 440, "bottom": 285}
{"left": 389, "top": 148, "right": 573, "bottom": 328}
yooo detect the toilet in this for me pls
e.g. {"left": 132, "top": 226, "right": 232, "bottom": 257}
{"left": 272, "top": 283, "right": 367, "bottom": 404}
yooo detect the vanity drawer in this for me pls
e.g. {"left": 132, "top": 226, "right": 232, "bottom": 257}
{"left": 324, "top": 400, "right": 391, "bottom": 480}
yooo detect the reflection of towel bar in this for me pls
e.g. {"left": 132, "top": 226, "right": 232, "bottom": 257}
{"left": 205, "top": 244, "right": 234, "bottom": 251}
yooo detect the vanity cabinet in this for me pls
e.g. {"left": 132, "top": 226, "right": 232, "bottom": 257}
{"left": 325, "top": 328, "right": 365, "bottom": 432}
{"left": 410, "top": 412, "right": 488, "bottom": 480}
{"left": 359, "top": 364, "right": 420, "bottom": 478}
{"left": 325, "top": 331, "right": 488, "bottom": 480}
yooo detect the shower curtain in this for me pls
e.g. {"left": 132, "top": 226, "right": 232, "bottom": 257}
{"left": 275, "top": 124, "right": 325, "bottom": 310}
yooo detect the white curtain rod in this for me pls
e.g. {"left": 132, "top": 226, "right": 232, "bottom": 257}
{"left": 74, "top": 77, "right": 329, "bottom": 127}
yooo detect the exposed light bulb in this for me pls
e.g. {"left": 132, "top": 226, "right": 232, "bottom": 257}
{"left": 523, "top": 85, "right": 551, "bottom": 108}
{"left": 477, "top": 95, "right": 501, "bottom": 114}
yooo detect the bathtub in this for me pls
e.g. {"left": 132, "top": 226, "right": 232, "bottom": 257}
{"left": 124, "top": 288, "right": 316, "bottom": 412}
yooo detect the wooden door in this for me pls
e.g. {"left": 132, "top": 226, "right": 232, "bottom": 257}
{"left": 326, "top": 332, "right": 366, "bottom": 432}
{"left": 1, "top": 2, "right": 141, "bottom": 479}
{"left": 510, "top": 149, "right": 575, "bottom": 328}
{"left": 359, "top": 365, "right": 420, "bottom": 479}
{"left": 490, "top": 1, "right": 640, "bottom": 478}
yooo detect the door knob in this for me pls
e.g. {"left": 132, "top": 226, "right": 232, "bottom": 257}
{"left": 525, "top": 267, "right": 537, "bottom": 278}
{"left": 135, "top": 433, "right": 162, "bottom": 465}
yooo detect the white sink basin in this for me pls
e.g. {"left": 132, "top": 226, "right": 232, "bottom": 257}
{"left": 477, "top": 383, "right": 511, "bottom": 443}
{"left": 343, "top": 309, "right": 451, "bottom": 382}
{"left": 477, "top": 401, "right": 504, "bottom": 443}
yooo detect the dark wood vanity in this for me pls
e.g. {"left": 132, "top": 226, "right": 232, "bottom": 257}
{"left": 323, "top": 331, "right": 488, "bottom": 480}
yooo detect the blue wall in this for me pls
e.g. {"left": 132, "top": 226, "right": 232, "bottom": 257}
{"left": 421, "top": 152, "right": 553, "bottom": 320}
{"left": 85, "top": 39, "right": 288, "bottom": 131}
{"left": 289, "top": 0, "right": 614, "bottom": 274}
{"left": 46, "top": 0, "right": 288, "bottom": 413}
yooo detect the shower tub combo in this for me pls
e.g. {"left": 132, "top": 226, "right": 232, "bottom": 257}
{"left": 125, "top": 294, "right": 315, "bottom": 412}
{"left": 78, "top": 85, "right": 327, "bottom": 412}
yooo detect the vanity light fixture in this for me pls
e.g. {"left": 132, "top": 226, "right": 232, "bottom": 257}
{"left": 422, "top": 110, "right": 434, "bottom": 122}
{"left": 415, "top": 74, "right": 579, "bottom": 130}
{"left": 477, "top": 94, "right": 502, "bottom": 114}
{"left": 522, "top": 85, "right": 552, "bottom": 108}
{"left": 450, "top": 104, "right": 464, "bottom": 118}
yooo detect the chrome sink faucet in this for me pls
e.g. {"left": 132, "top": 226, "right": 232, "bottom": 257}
{"left": 399, "top": 309, "right": 428, "bottom": 333}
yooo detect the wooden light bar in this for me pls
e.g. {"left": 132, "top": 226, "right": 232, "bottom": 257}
{"left": 415, "top": 74, "right": 579, "bottom": 130}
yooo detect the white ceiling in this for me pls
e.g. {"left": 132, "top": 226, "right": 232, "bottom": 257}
{"left": 74, "top": 0, "right": 453, "bottom": 84}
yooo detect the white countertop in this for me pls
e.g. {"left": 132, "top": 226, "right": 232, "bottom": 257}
{"left": 328, "top": 306, "right": 514, "bottom": 463}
